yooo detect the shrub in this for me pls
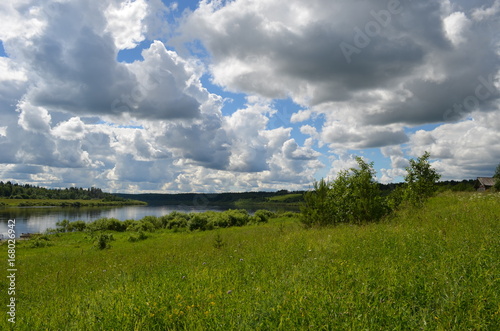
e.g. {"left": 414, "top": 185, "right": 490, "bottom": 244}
{"left": 300, "top": 178, "right": 332, "bottom": 227}
{"left": 208, "top": 212, "right": 230, "bottom": 229}
{"left": 252, "top": 209, "right": 273, "bottom": 223}
{"left": 87, "top": 218, "right": 126, "bottom": 232}
{"left": 28, "top": 236, "right": 53, "bottom": 248}
{"left": 94, "top": 233, "right": 114, "bottom": 250}
{"left": 67, "top": 220, "right": 87, "bottom": 232}
{"left": 127, "top": 220, "right": 156, "bottom": 232}
{"left": 188, "top": 213, "right": 209, "bottom": 231}
{"left": 141, "top": 216, "right": 162, "bottom": 230}
{"left": 386, "top": 185, "right": 405, "bottom": 211}
{"left": 128, "top": 231, "right": 148, "bottom": 242}
{"left": 301, "top": 157, "right": 388, "bottom": 227}
{"left": 224, "top": 209, "right": 250, "bottom": 227}
{"left": 166, "top": 216, "right": 189, "bottom": 230}
{"left": 56, "top": 219, "right": 71, "bottom": 232}
{"left": 403, "top": 152, "right": 441, "bottom": 207}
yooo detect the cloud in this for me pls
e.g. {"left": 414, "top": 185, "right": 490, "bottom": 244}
{"left": 52, "top": 117, "right": 86, "bottom": 141}
{"left": 17, "top": 102, "right": 52, "bottom": 134}
{"left": 104, "top": 0, "right": 149, "bottom": 50}
{"left": 408, "top": 110, "right": 500, "bottom": 179}
{"left": 3, "top": 0, "right": 202, "bottom": 121}
{"left": 1, "top": 0, "right": 499, "bottom": 192}
{"left": 179, "top": 0, "right": 500, "bottom": 151}
{"left": 471, "top": 0, "right": 500, "bottom": 21}
{"left": 443, "top": 12, "right": 471, "bottom": 45}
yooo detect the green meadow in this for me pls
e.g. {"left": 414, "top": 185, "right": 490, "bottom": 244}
{"left": 1, "top": 192, "right": 499, "bottom": 330}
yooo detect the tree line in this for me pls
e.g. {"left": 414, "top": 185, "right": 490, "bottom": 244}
{"left": 0, "top": 182, "right": 125, "bottom": 201}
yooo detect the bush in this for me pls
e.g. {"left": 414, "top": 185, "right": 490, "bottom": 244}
{"left": 166, "top": 216, "right": 189, "bottom": 230}
{"left": 56, "top": 219, "right": 71, "bottom": 232}
{"left": 127, "top": 220, "right": 156, "bottom": 232}
{"left": 252, "top": 209, "right": 274, "bottom": 223}
{"left": 224, "top": 209, "right": 250, "bottom": 227}
{"left": 386, "top": 186, "right": 405, "bottom": 211}
{"left": 128, "top": 231, "right": 148, "bottom": 242}
{"left": 94, "top": 233, "right": 114, "bottom": 250}
{"left": 87, "top": 218, "right": 127, "bottom": 232}
{"left": 301, "top": 179, "right": 332, "bottom": 227}
{"left": 188, "top": 213, "right": 209, "bottom": 231}
{"left": 28, "top": 237, "right": 53, "bottom": 248}
{"left": 301, "top": 157, "right": 388, "bottom": 227}
{"left": 67, "top": 220, "right": 87, "bottom": 232}
{"left": 403, "top": 152, "right": 441, "bottom": 207}
{"left": 141, "top": 216, "right": 162, "bottom": 230}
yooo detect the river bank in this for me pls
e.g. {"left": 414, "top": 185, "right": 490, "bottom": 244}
{"left": 0, "top": 198, "right": 147, "bottom": 208}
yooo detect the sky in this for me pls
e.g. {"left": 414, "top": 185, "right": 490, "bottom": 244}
{"left": 0, "top": 0, "right": 499, "bottom": 193}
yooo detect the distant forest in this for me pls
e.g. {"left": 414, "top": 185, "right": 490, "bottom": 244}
{"left": 0, "top": 181, "right": 125, "bottom": 201}
{"left": 0, "top": 179, "right": 476, "bottom": 205}
{"left": 116, "top": 180, "right": 477, "bottom": 206}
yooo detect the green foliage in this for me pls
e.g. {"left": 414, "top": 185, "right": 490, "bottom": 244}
{"left": 67, "top": 220, "right": 87, "bottom": 232}
{"left": 250, "top": 209, "right": 274, "bottom": 223}
{"left": 27, "top": 235, "right": 53, "bottom": 248}
{"left": 56, "top": 219, "right": 87, "bottom": 233}
{"left": 300, "top": 178, "right": 332, "bottom": 227}
{"left": 212, "top": 232, "right": 226, "bottom": 249}
{"left": 301, "top": 157, "right": 387, "bottom": 227}
{"left": 386, "top": 185, "right": 405, "bottom": 211}
{"left": 94, "top": 233, "right": 114, "bottom": 250}
{"left": 55, "top": 219, "right": 71, "bottom": 232}
{"left": 126, "top": 220, "right": 156, "bottom": 233}
{"left": 128, "top": 231, "right": 148, "bottom": 242}
{"left": 87, "top": 218, "right": 127, "bottom": 233}
{"left": 404, "top": 152, "right": 441, "bottom": 207}
{"left": 188, "top": 213, "right": 210, "bottom": 231}
{"left": 335, "top": 157, "right": 387, "bottom": 224}
{"left": 494, "top": 163, "right": 500, "bottom": 191}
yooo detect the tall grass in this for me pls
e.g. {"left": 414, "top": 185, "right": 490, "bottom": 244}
{"left": 1, "top": 192, "right": 499, "bottom": 330}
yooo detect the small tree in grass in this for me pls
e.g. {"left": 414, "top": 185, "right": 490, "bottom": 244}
{"left": 330, "top": 157, "right": 386, "bottom": 224}
{"left": 404, "top": 152, "right": 441, "bottom": 207}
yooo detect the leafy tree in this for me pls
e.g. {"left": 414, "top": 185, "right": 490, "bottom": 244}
{"left": 300, "top": 178, "right": 332, "bottom": 227}
{"left": 494, "top": 163, "right": 500, "bottom": 191}
{"left": 329, "top": 157, "right": 386, "bottom": 224}
{"left": 301, "top": 157, "right": 387, "bottom": 227}
{"left": 404, "top": 152, "right": 441, "bottom": 207}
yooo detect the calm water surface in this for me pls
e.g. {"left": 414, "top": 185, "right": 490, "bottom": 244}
{"left": 0, "top": 205, "right": 232, "bottom": 238}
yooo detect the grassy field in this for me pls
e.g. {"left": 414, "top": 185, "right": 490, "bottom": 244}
{"left": 0, "top": 198, "right": 147, "bottom": 207}
{"left": 1, "top": 192, "right": 499, "bottom": 330}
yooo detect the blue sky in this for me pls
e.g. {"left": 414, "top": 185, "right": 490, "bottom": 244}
{"left": 0, "top": 0, "right": 499, "bottom": 193}
{"left": 0, "top": 40, "right": 6, "bottom": 57}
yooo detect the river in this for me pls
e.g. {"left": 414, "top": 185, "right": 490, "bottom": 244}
{"left": 0, "top": 204, "right": 246, "bottom": 238}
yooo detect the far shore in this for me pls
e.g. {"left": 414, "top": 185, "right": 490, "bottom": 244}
{"left": 0, "top": 198, "right": 147, "bottom": 208}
